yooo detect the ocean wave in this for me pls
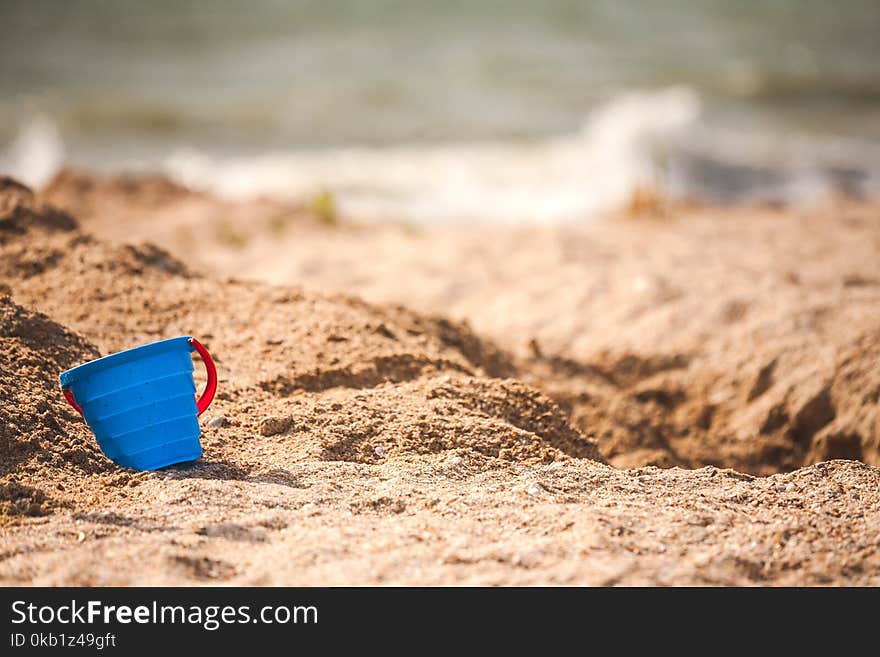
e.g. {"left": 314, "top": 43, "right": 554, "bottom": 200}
{"left": 3, "top": 87, "right": 879, "bottom": 223}
{"left": 0, "top": 115, "right": 64, "bottom": 189}
{"left": 163, "top": 87, "right": 702, "bottom": 223}
{"left": 163, "top": 86, "right": 880, "bottom": 222}
{"left": 668, "top": 128, "right": 880, "bottom": 204}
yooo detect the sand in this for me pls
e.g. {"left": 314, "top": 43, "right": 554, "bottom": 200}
{"left": 45, "top": 171, "right": 880, "bottom": 473}
{"left": 1, "top": 172, "right": 879, "bottom": 585}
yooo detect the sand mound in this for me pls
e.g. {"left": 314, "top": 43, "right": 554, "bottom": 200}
{"left": 0, "top": 176, "right": 77, "bottom": 243}
{"left": 42, "top": 167, "right": 317, "bottom": 279}
{"left": 0, "top": 178, "right": 586, "bottom": 472}
{"left": 3, "top": 176, "right": 879, "bottom": 585}
{"left": 0, "top": 186, "right": 515, "bottom": 391}
{"left": 0, "top": 297, "right": 108, "bottom": 521}
{"left": 248, "top": 376, "right": 599, "bottom": 465}
{"left": 59, "top": 174, "right": 870, "bottom": 477}
{"left": 22, "top": 175, "right": 880, "bottom": 477}
{"left": 44, "top": 169, "right": 195, "bottom": 214}
{"left": 0, "top": 179, "right": 589, "bottom": 533}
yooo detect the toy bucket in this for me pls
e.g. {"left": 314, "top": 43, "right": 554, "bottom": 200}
{"left": 59, "top": 336, "right": 217, "bottom": 471}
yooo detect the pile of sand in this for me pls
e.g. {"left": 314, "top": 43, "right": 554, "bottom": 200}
{"left": 256, "top": 377, "right": 599, "bottom": 465}
{"left": 0, "top": 296, "right": 109, "bottom": 521}
{"left": 2, "top": 175, "right": 879, "bottom": 585}
{"left": 47, "top": 171, "right": 880, "bottom": 475}
{"left": 0, "top": 177, "right": 598, "bottom": 511}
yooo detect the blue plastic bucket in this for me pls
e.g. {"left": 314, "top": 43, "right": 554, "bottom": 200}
{"left": 59, "top": 336, "right": 218, "bottom": 471}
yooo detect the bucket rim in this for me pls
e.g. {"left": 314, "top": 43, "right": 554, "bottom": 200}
{"left": 59, "top": 335, "right": 194, "bottom": 389}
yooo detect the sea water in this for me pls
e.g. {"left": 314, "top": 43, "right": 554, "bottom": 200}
{"left": 1, "top": 0, "right": 879, "bottom": 221}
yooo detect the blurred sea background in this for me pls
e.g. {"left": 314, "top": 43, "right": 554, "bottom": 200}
{"left": 2, "top": 0, "right": 879, "bottom": 222}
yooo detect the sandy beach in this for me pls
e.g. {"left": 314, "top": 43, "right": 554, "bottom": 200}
{"left": 1, "top": 173, "right": 878, "bottom": 585}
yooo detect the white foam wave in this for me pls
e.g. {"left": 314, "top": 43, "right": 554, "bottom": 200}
{"left": 5, "top": 87, "right": 874, "bottom": 222}
{"left": 0, "top": 115, "right": 65, "bottom": 188}
{"left": 164, "top": 87, "right": 701, "bottom": 223}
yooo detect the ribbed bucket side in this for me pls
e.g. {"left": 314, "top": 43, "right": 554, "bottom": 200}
{"left": 70, "top": 346, "right": 202, "bottom": 470}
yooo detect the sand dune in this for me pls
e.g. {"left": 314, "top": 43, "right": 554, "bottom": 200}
{"left": 2, "top": 175, "right": 879, "bottom": 585}
{"left": 45, "top": 171, "right": 880, "bottom": 474}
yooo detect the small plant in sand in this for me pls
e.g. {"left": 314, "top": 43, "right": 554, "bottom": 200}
{"left": 625, "top": 183, "right": 668, "bottom": 218}
{"left": 401, "top": 222, "right": 422, "bottom": 237}
{"left": 268, "top": 212, "right": 294, "bottom": 236}
{"left": 310, "top": 189, "right": 338, "bottom": 227}
{"left": 214, "top": 219, "right": 250, "bottom": 249}
{"left": 624, "top": 147, "right": 674, "bottom": 218}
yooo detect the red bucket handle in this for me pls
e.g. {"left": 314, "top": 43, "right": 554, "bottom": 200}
{"left": 63, "top": 388, "right": 83, "bottom": 415}
{"left": 189, "top": 337, "right": 218, "bottom": 416}
{"left": 62, "top": 337, "right": 218, "bottom": 418}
